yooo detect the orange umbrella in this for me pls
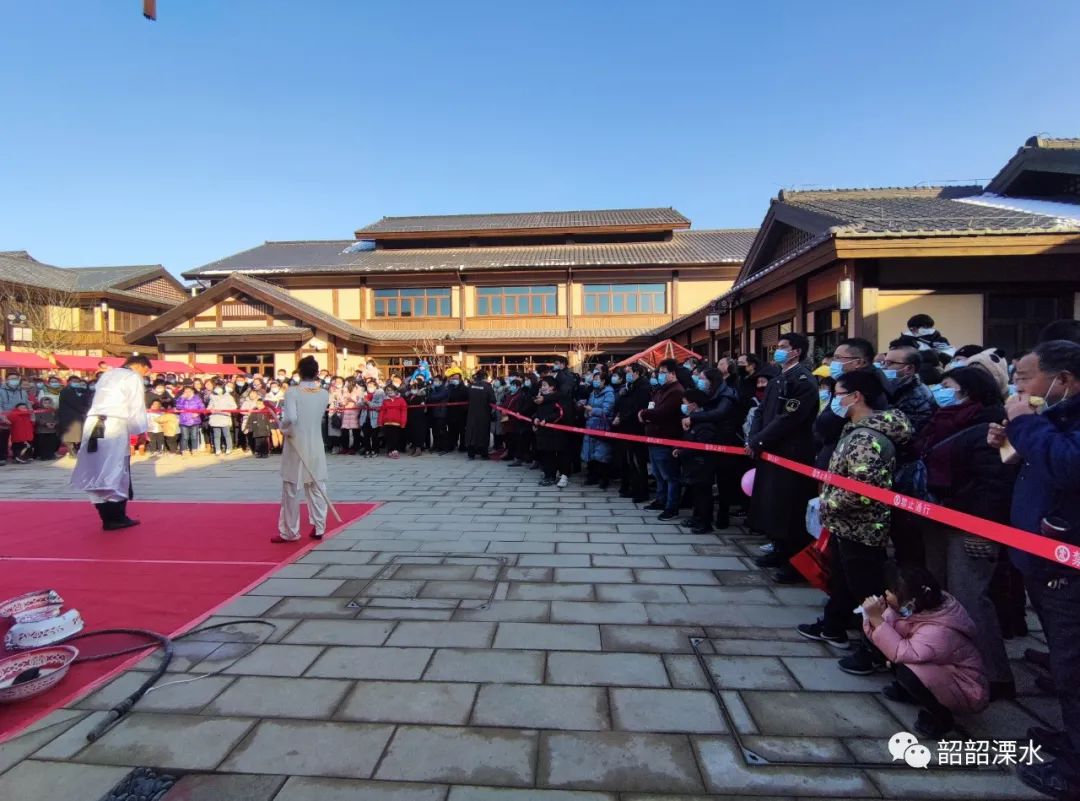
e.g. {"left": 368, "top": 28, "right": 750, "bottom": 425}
{"left": 612, "top": 339, "right": 703, "bottom": 369}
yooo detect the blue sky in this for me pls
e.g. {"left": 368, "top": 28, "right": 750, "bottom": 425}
{"left": 3, "top": 1, "right": 1078, "bottom": 277}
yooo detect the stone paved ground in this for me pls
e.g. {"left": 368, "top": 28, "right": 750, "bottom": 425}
{"left": 0, "top": 452, "right": 1060, "bottom": 800}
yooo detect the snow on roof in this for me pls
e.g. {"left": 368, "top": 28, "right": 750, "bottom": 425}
{"left": 954, "top": 193, "right": 1080, "bottom": 225}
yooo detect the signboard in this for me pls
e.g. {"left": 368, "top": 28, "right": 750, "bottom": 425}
{"left": 705, "top": 314, "right": 721, "bottom": 331}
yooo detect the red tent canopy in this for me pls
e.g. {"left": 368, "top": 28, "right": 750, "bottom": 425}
{"left": 0, "top": 351, "right": 53, "bottom": 371}
{"left": 193, "top": 362, "right": 242, "bottom": 376}
{"left": 52, "top": 355, "right": 125, "bottom": 372}
{"left": 612, "top": 339, "right": 703, "bottom": 369}
{"left": 150, "top": 359, "right": 194, "bottom": 374}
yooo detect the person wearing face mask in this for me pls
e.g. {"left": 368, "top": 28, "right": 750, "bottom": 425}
{"left": 0, "top": 372, "right": 31, "bottom": 465}
{"left": 207, "top": 382, "right": 238, "bottom": 455}
{"left": 38, "top": 374, "right": 63, "bottom": 407}
{"left": 327, "top": 377, "right": 349, "bottom": 454}
{"left": 883, "top": 345, "right": 936, "bottom": 435}
{"left": 499, "top": 374, "right": 525, "bottom": 464}
{"left": 581, "top": 368, "right": 616, "bottom": 489}
{"left": 812, "top": 338, "right": 888, "bottom": 470}
{"left": 682, "top": 367, "right": 743, "bottom": 530}
{"left": 532, "top": 374, "right": 571, "bottom": 487}
{"left": 427, "top": 374, "right": 451, "bottom": 455}
{"left": 516, "top": 372, "right": 541, "bottom": 468}
{"left": 677, "top": 357, "right": 698, "bottom": 391}
{"left": 639, "top": 359, "right": 686, "bottom": 520}
{"left": 797, "top": 370, "right": 913, "bottom": 674}
{"left": 907, "top": 366, "right": 1018, "bottom": 703}
{"left": 735, "top": 353, "right": 761, "bottom": 417}
{"left": 405, "top": 377, "right": 430, "bottom": 456}
{"left": 58, "top": 375, "right": 91, "bottom": 458}
{"left": 612, "top": 365, "right": 652, "bottom": 502}
{"left": 896, "top": 314, "right": 954, "bottom": 357}
{"left": 445, "top": 373, "right": 469, "bottom": 453}
{"left": 747, "top": 334, "right": 820, "bottom": 581}
{"left": 987, "top": 340, "right": 1080, "bottom": 800}
{"left": 464, "top": 371, "right": 497, "bottom": 460}
{"left": 490, "top": 377, "right": 507, "bottom": 454}
{"left": 358, "top": 380, "right": 384, "bottom": 457}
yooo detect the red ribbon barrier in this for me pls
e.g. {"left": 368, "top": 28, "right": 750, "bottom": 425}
{"left": 494, "top": 404, "right": 1080, "bottom": 571}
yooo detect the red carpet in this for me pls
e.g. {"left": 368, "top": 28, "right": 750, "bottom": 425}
{"left": 0, "top": 499, "right": 376, "bottom": 742}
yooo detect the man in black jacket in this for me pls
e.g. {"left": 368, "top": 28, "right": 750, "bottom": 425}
{"left": 612, "top": 363, "right": 652, "bottom": 501}
{"left": 747, "top": 333, "right": 819, "bottom": 582}
{"left": 446, "top": 375, "right": 469, "bottom": 452}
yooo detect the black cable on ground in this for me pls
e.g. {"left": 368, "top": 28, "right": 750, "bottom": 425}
{"left": 65, "top": 619, "right": 275, "bottom": 742}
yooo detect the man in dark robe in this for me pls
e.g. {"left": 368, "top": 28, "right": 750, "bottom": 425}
{"left": 463, "top": 370, "right": 496, "bottom": 459}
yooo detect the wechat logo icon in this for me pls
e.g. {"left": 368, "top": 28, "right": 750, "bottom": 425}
{"left": 888, "top": 731, "right": 931, "bottom": 769}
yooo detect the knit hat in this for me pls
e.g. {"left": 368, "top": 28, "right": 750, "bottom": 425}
{"left": 964, "top": 348, "right": 1009, "bottom": 399}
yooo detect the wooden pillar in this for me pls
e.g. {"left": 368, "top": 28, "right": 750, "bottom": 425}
{"left": 458, "top": 276, "right": 467, "bottom": 331}
{"left": 332, "top": 289, "right": 340, "bottom": 319}
{"left": 566, "top": 268, "right": 574, "bottom": 330}
{"left": 359, "top": 281, "right": 368, "bottom": 321}
{"left": 327, "top": 339, "right": 337, "bottom": 374}
{"left": 215, "top": 303, "right": 222, "bottom": 327}
{"left": 740, "top": 305, "right": 751, "bottom": 355}
{"left": 670, "top": 272, "right": 679, "bottom": 321}
{"left": 795, "top": 277, "right": 807, "bottom": 334}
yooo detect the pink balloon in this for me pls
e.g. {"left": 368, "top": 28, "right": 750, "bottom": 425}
{"left": 740, "top": 468, "right": 756, "bottom": 497}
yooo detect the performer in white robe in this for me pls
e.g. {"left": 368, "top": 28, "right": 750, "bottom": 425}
{"left": 273, "top": 356, "right": 330, "bottom": 542}
{"left": 69, "top": 355, "right": 151, "bottom": 530}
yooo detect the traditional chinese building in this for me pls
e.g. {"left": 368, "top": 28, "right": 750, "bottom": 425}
{"left": 125, "top": 209, "right": 754, "bottom": 375}
{"left": 0, "top": 250, "right": 187, "bottom": 358}
{"left": 659, "top": 136, "right": 1080, "bottom": 361}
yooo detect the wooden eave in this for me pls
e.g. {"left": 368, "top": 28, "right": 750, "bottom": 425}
{"left": 353, "top": 222, "right": 690, "bottom": 241}
{"left": 125, "top": 273, "right": 378, "bottom": 347}
{"left": 735, "top": 203, "right": 839, "bottom": 284}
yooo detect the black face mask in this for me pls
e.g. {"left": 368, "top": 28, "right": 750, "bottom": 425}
{"left": 737, "top": 366, "right": 748, "bottom": 378}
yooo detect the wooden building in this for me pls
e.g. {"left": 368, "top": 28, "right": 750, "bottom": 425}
{"left": 126, "top": 209, "right": 754, "bottom": 375}
{"left": 0, "top": 250, "right": 187, "bottom": 357}
{"left": 658, "top": 136, "right": 1080, "bottom": 361}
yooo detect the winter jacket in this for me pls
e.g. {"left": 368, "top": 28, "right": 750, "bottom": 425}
{"left": 427, "top": 383, "right": 450, "bottom": 420}
{"left": 895, "top": 329, "right": 953, "bottom": 355}
{"left": 500, "top": 387, "right": 527, "bottom": 432}
{"left": 1008, "top": 394, "right": 1080, "bottom": 580}
{"left": 865, "top": 593, "right": 989, "bottom": 714}
{"left": 359, "top": 389, "right": 384, "bottom": 428}
{"left": 157, "top": 411, "right": 180, "bottom": 438}
{"left": 581, "top": 384, "right": 616, "bottom": 463}
{"left": 244, "top": 407, "right": 273, "bottom": 438}
{"left": 207, "top": 392, "right": 238, "bottom": 427}
{"left": 687, "top": 383, "right": 742, "bottom": 444}
{"left": 34, "top": 406, "right": 58, "bottom": 434}
{"left": 379, "top": 395, "right": 407, "bottom": 428}
{"left": 174, "top": 395, "right": 205, "bottom": 427}
{"left": 7, "top": 409, "right": 34, "bottom": 443}
{"left": 640, "top": 380, "right": 685, "bottom": 440}
{"left": 913, "top": 401, "right": 992, "bottom": 482}
{"left": 533, "top": 391, "right": 569, "bottom": 452}
{"left": 446, "top": 382, "right": 469, "bottom": 423}
{"left": 612, "top": 378, "right": 650, "bottom": 435}
{"left": 820, "top": 409, "right": 914, "bottom": 547}
{"left": 678, "top": 417, "right": 719, "bottom": 485}
{"left": 888, "top": 375, "right": 936, "bottom": 435}
{"left": 923, "top": 403, "right": 1014, "bottom": 522}
{"left": 0, "top": 385, "right": 30, "bottom": 428}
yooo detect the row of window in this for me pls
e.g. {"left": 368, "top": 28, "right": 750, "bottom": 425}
{"left": 371, "top": 284, "right": 666, "bottom": 318}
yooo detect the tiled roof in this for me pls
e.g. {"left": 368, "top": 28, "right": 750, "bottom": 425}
{"left": 157, "top": 325, "right": 312, "bottom": 338}
{"left": 183, "top": 229, "right": 755, "bottom": 278}
{"left": 776, "top": 186, "right": 1080, "bottom": 236}
{"left": 356, "top": 208, "right": 690, "bottom": 235}
{"left": 0, "top": 250, "right": 173, "bottom": 297}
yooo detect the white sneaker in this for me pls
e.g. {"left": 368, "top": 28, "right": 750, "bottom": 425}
{"left": 557, "top": 474, "right": 568, "bottom": 489}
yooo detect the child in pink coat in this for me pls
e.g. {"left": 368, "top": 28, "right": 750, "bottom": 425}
{"left": 861, "top": 563, "right": 989, "bottom": 738}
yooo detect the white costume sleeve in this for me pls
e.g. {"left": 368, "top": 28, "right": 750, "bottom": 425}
{"left": 280, "top": 385, "right": 299, "bottom": 435}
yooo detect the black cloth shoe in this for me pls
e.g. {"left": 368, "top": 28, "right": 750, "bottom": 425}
{"left": 539, "top": 478, "right": 555, "bottom": 487}
{"left": 914, "top": 708, "right": 954, "bottom": 739}
{"left": 658, "top": 509, "right": 679, "bottom": 521}
{"left": 771, "top": 565, "right": 807, "bottom": 584}
{"left": 796, "top": 620, "right": 850, "bottom": 649}
{"left": 691, "top": 524, "right": 715, "bottom": 535}
{"left": 680, "top": 517, "right": 700, "bottom": 527}
{"left": 755, "top": 551, "right": 787, "bottom": 568}
{"left": 1016, "top": 761, "right": 1080, "bottom": 801}
{"left": 103, "top": 501, "right": 140, "bottom": 531}
{"left": 94, "top": 503, "right": 110, "bottom": 526}
{"left": 1027, "top": 726, "right": 1070, "bottom": 759}
{"left": 643, "top": 500, "right": 665, "bottom": 511}
{"left": 881, "top": 682, "right": 917, "bottom": 705}
{"left": 837, "top": 648, "right": 888, "bottom": 676}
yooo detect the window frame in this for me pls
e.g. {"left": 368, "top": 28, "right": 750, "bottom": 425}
{"left": 582, "top": 283, "right": 666, "bottom": 315}
{"left": 372, "top": 287, "right": 452, "bottom": 319}
{"left": 475, "top": 285, "right": 557, "bottom": 317}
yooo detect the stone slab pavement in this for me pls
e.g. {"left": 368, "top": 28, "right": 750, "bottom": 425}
{"left": 0, "top": 451, "right": 1056, "bottom": 799}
